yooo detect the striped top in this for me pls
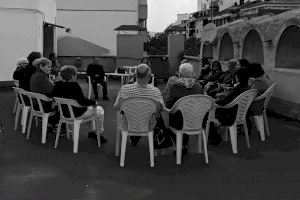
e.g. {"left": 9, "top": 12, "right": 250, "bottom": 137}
{"left": 114, "top": 82, "right": 165, "bottom": 110}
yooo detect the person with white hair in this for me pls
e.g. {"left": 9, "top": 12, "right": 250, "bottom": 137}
{"left": 13, "top": 57, "right": 29, "bottom": 87}
{"left": 163, "top": 63, "right": 204, "bottom": 155}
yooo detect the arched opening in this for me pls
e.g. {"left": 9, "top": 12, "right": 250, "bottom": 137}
{"left": 242, "top": 30, "right": 264, "bottom": 64}
{"left": 219, "top": 33, "right": 234, "bottom": 61}
{"left": 275, "top": 25, "right": 300, "bottom": 69}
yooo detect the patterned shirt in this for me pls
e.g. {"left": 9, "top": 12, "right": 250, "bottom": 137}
{"left": 114, "top": 82, "right": 165, "bottom": 130}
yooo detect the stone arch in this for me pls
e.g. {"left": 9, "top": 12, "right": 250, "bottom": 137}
{"left": 275, "top": 25, "right": 300, "bottom": 69}
{"left": 219, "top": 33, "right": 234, "bottom": 61}
{"left": 241, "top": 29, "right": 264, "bottom": 64}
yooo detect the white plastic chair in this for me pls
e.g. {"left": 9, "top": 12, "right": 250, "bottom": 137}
{"left": 53, "top": 97, "right": 104, "bottom": 153}
{"left": 87, "top": 76, "right": 107, "bottom": 99}
{"left": 26, "top": 92, "right": 56, "bottom": 143}
{"left": 116, "top": 97, "right": 158, "bottom": 167}
{"left": 167, "top": 95, "right": 214, "bottom": 165}
{"left": 12, "top": 87, "right": 30, "bottom": 134}
{"left": 208, "top": 89, "right": 257, "bottom": 154}
{"left": 12, "top": 80, "right": 19, "bottom": 114}
{"left": 252, "top": 83, "right": 276, "bottom": 141}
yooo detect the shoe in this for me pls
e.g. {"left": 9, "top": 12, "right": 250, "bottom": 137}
{"left": 103, "top": 96, "right": 109, "bottom": 101}
{"left": 88, "top": 132, "right": 107, "bottom": 144}
{"left": 130, "top": 136, "right": 141, "bottom": 146}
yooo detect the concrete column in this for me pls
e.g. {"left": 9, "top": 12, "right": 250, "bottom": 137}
{"left": 168, "top": 34, "right": 184, "bottom": 76}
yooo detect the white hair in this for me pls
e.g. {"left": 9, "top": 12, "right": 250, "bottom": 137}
{"left": 179, "top": 63, "right": 193, "bottom": 78}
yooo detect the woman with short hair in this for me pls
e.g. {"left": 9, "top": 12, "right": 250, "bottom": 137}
{"left": 52, "top": 65, "right": 107, "bottom": 143}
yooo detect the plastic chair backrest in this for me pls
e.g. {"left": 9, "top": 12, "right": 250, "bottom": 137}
{"left": 119, "top": 97, "right": 157, "bottom": 133}
{"left": 53, "top": 97, "right": 82, "bottom": 120}
{"left": 222, "top": 89, "right": 257, "bottom": 124}
{"left": 26, "top": 92, "right": 53, "bottom": 114}
{"left": 169, "top": 94, "right": 214, "bottom": 132}
{"left": 12, "top": 87, "right": 27, "bottom": 106}
{"left": 254, "top": 83, "right": 276, "bottom": 110}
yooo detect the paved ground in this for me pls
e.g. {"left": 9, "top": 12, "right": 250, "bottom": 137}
{"left": 0, "top": 79, "right": 300, "bottom": 200}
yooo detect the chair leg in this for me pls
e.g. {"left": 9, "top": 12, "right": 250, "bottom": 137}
{"left": 54, "top": 121, "right": 62, "bottom": 148}
{"left": 205, "top": 120, "right": 210, "bottom": 142}
{"left": 176, "top": 132, "right": 183, "bottom": 165}
{"left": 197, "top": 133, "right": 203, "bottom": 154}
{"left": 95, "top": 119, "right": 101, "bottom": 148}
{"left": 41, "top": 114, "right": 50, "bottom": 144}
{"left": 88, "top": 81, "right": 92, "bottom": 99}
{"left": 73, "top": 121, "right": 81, "bottom": 153}
{"left": 14, "top": 106, "right": 21, "bottom": 130}
{"left": 202, "top": 130, "right": 209, "bottom": 164}
{"left": 115, "top": 112, "right": 121, "bottom": 156}
{"left": 26, "top": 112, "right": 34, "bottom": 139}
{"left": 66, "top": 124, "right": 71, "bottom": 139}
{"left": 120, "top": 132, "right": 128, "bottom": 167}
{"left": 21, "top": 107, "right": 29, "bottom": 133}
{"left": 263, "top": 111, "right": 270, "bottom": 136}
{"left": 35, "top": 116, "right": 38, "bottom": 127}
{"left": 148, "top": 131, "right": 154, "bottom": 167}
{"left": 254, "top": 115, "right": 265, "bottom": 141}
{"left": 228, "top": 124, "right": 238, "bottom": 154}
{"left": 13, "top": 97, "right": 18, "bottom": 114}
{"left": 243, "top": 122, "right": 251, "bottom": 149}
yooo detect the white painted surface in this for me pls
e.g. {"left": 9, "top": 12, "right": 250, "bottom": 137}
{"left": 56, "top": 0, "right": 140, "bottom": 55}
{"left": 0, "top": 0, "right": 56, "bottom": 81}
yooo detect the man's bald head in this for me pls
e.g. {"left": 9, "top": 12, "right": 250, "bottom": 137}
{"left": 136, "top": 64, "right": 151, "bottom": 79}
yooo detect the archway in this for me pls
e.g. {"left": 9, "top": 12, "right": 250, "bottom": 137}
{"left": 275, "top": 25, "right": 300, "bottom": 69}
{"left": 219, "top": 33, "right": 234, "bottom": 61}
{"left": 242, "top": 30, "right": 264, "bottom": 64}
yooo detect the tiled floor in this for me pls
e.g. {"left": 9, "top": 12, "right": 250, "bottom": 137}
{"left": 0, "top": 80, "right": 300, "bottom": 200}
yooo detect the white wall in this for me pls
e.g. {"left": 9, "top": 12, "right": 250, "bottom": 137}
{"left": 0, "top": 0, "right": 56, "bottom": 81}
{"left": 38, "top": 0, "right": 56, "bottom": 23}
{"left": 56, "top": 0, "right": 139, "bottom": 55}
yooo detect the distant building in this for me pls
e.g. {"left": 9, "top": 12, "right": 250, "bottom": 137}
{"left": 56, "top": 0, "right": 147, "bottom": 55}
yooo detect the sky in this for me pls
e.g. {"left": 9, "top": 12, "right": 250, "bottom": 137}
{"left": 147, "top": 0, "right": 197, "bottom": 33}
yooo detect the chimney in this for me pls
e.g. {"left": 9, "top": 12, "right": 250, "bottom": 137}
{"left": 240, "top": 0, "right": 244, "bottom": 5}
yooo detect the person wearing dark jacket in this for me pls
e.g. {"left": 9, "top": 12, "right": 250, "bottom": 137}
{"left": 86, "top": 57, "right": 108, "bottom": 100}
{"left": 163, "top": 63, "right": 204, "bottom": 153}
{"left": 52, "top": 65, "right": 107, "bottom": 143}
{"left": 13, "top": 57, "right": 29, "bottom": 87}
{"left": 208, "top": 68, "right": 250, "bottom": 145}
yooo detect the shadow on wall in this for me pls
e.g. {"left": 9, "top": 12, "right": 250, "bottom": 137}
{"left": 58, "top": 56, "right": 116, "bottom": 73}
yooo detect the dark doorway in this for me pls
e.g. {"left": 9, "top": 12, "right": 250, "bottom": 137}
{"left": 43, "top": 23, "right": 54, "bottom": 58}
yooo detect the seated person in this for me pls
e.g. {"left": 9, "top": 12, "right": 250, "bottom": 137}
{"left": 30, "top": 57, "right": 55, "bottom": 113}
{"left": 206, "top": 59, "right": 237, "bottom": 98}
{"left": 49, "top": 52, "right": 61, "bottom": 77}
{"left": 202, "top": 61, "right": 224, "bottom": 87}
{"left": 209, "top": 68, "right": 250, "bottom": 145}
{"left": 52, "top": 65, "right": 107, "bottom": 143}
{"left": 198, "top": 58, "right": 211, "bottom": 81}
{"left": 247, "top": 62, "right": 271, "bottom": 127}
{"left": 86, "top": 57, "right": 109, "bottom": 100}
{"left": 236, "top": 58, "right": 250, "bottom": 70}
{"left": 163, "top": 63, "right": 204, "bottom": 154}
{"left": 24, "top": 51, "right": 42, "bottom": 91}
{"left": 13, "top": 57, "right": 29, "bottom": 88}
{"left": 114, "top": 64, "right": 172, "bottom": 152}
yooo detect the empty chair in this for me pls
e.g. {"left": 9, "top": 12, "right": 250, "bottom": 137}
{"left": 167, "top": 94, "right": 214, "bottom": 165}
{"left": 252, "top": 83, "right": 276, "bottom": 141}
{"left": 87, "top": 75, "right": 107, "bottom": 99}
{"left": 208, "top": 89, "right": 257, "bottom": 154}
{"left": 26, "top": 92, "right": 56, "bottom": 143}
{"left": 53, "top": 97, "right": 104, "bottom": 153}
{"left": 116, "top": 97, "right": 158, "bottom": 167}
{"left": 13, "top": 87, "right": 30, "bottom": 134}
